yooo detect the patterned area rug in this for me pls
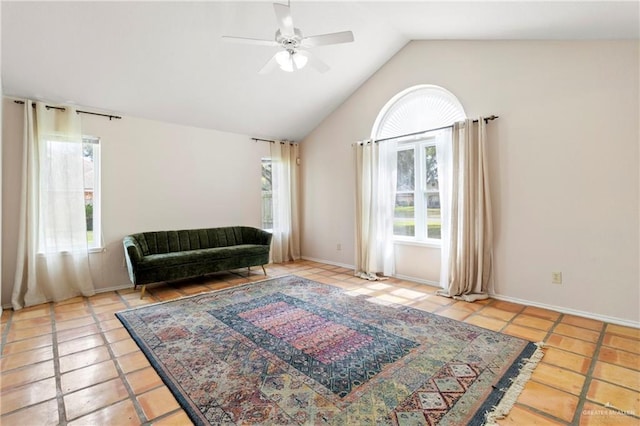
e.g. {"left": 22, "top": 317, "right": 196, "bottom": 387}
{"left": 116, "top": 275, "right": 540, "bottom": 425}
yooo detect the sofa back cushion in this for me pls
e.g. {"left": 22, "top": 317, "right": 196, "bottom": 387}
{"left": 133, "top": 227, "right": 266, "bottom": 255}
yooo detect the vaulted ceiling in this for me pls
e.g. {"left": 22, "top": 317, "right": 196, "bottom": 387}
{"left": 2, "top": 1, "right": 638, "bottom": 141}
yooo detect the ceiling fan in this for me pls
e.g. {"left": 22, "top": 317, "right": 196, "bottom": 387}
{"left": 222, "top": 2, "right": 354, "bottom": 74}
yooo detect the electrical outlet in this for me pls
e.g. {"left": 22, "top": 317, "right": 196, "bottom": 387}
{"left": 552, "top": 272, "right": 562, "bottom": 284}
{"left": 336, "top": 243, "right": 342, "bottom": 251}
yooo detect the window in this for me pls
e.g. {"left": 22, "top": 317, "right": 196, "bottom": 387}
{"left": 394, "top": 137, "right": 441, "bottom": 241}
{"left": 372, "top": 84, "right": 466, "bottom": 244}
{"left": 83, "top": 137, "right": 101, "bottom": 249}
{"left": 261, "top": 158, "right": 273, "bottom": 230}
{"left": 39, "top": 136, "right": 101, "bottom": 253}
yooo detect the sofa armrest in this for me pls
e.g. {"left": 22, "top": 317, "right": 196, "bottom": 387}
{"left": 123, "top": 236, "right": 143, "bottom": 285}
{"left": 123, "top": 236, "right": 143, "bottom": 263}
{"left": 255, "top": 228, "right": 273, "bottom": 246}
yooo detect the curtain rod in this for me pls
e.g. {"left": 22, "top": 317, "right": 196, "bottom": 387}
{"left": 251, "top": 137, "right": 297, "bottom": 145}
{"left": 13, "top": 100, "right": 122, "bottom": 121}
{"left": 374, "top": 115, "right": 499, "bottom": 143}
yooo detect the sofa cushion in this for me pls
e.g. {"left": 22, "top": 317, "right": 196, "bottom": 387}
{"left": 137, "top": 244, "right": 270, "bottom": 271}
{"left": 135, "top": 227, "right": 255, "bottom": 255}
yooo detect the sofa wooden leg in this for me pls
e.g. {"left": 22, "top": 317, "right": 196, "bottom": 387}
{"left": 261, "top": 265, "right": 267, "bottom": 275}
{"left": 140, "top": 285, "right": 146, "bottom": 300}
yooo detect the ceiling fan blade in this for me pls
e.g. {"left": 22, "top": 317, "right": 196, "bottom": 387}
{"left": 302, "top": 31, "right": 354, "bottom": 48}
{"left": 259, "top": 53, "right": 280, "bottom": 74}
{"left": 300, "top": 50, "right": 329, "bottom": 73}
{"left": 222, "top": 36, "right": 279, "bottom": 47}
{"left": 273, "top": 3, "right": 294, "bottom": 36}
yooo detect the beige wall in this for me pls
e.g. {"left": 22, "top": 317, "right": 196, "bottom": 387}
{"left": 0, "top": 19, "right": 3, "bottom": 315}
{"left": 2, "top": 98, "right": 270, "bottom": 306}
{"left": 301, "top": 40, "right": 640, "bottom": 324}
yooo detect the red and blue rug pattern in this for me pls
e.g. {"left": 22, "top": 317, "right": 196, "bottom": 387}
{"left": 209, "top": 292, "right": 419, "bottom": 397}
{"left": 116, "top": 275, "right": 537, "bottom": 425}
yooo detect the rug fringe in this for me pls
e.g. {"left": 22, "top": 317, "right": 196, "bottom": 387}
{"left": 483, "top": 342, "right": 546, "bottom": 425}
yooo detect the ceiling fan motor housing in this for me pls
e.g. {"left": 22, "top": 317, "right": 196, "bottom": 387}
{"left": 276, "top": 28, "right": 303, "bottom": 52}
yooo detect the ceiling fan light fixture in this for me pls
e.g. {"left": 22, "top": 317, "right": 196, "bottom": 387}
{"left": 293, "top": 51, "right": 308, "bottom": 69}
{"left": 275, "top": 50, "right": 307, "bottom": 72}
{"left": 275, "top": 50, "right": 293, "bottom": 72}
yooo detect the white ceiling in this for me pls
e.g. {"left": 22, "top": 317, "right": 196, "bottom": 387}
{"left": 2, "top": 1, "right": 638, "bottom": 141}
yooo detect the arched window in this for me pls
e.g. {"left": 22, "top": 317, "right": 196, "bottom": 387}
{"left": 372, "top": 85, "right": 466, "bottom": 243}
{"left": 372, "top": 85, "right": 466, "bottom": 139}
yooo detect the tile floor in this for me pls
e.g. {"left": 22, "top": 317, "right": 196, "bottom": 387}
{"left": 1, "top": 260, "right": 639, "bottom": 425}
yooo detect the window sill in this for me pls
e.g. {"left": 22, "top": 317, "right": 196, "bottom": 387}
{"left": 37, "top": 247, "right": 105, "bottom": 256}
{"left": 393, "top": 239, "right": 441, "bottom": 249}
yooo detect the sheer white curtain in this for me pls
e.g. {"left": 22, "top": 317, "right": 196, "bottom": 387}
{"left": 270, "top": 141, "right": 301, "bottom": 263}
{"left": 12, "top": 101, "right": 95, "bottom": 310}
{"left": 437, "top": 118, "right": 493, "bottom": 301}
{"left": 354, "top": 139, "right": 397, "bottom": 280}
{"left": 435, "top": 128, "right": 453, "bottom": 290}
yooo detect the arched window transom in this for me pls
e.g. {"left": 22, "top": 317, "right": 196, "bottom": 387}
{"left": 372, "top": 85, "right": 466, "bottom": 140}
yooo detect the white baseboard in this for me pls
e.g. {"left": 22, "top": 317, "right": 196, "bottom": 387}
{"left": 301, "top": 256, "right": 640, "bottom": 329}
{"left": 490, "top": 292, "right": 640, "bottom": 329}
{"left": 2, "top": 283, "right": 133, "bottom": 310}
{"left": 300, "top": 256, "right": 355, "bottom": 270}
{"left": 300, "top": 256, "right": 441, "bottom": 287}
{"left": 390, "top": 270, "right": 640, "bottom": 329}
{"left": 393, "top": 273, "right": 440, "bottom": 288}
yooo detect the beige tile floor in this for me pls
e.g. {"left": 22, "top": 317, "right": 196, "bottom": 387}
{"left": 1, "top": 260, "right": 639, "bottom": 425}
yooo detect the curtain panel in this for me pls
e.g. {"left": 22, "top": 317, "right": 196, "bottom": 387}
{"left": 438, "top": 118, "right": 493, "bottom": 301}
{"left": 270, "top": 141, "right": 301, "bottom": 263}
{"left": 12, "top": 101, "right": 95, "bottom": 310}
{"left": 354, "top": 140, "right": 397, "bottom": 280}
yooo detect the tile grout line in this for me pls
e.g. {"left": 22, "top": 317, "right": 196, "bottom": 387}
{"left": 50, "top": 301, "right": 68, "bottom": 426}
{"left": 482, "top": 308, "right": 570, "bottom": 424}
{"left": 509, "top": 312, "right": 584, "bottom": 425}
{"left": 55, "top": 294, "right": 147, "bottom": 424}
{"left": 471, "top": 301, "right": 619, "bottom": 425}
{"left": 574, "top": 324, "right": 640, "bottom": 422}
{"left": 55, "top": 299, "right": 109, "bottom": 423}
{"left": 595, "top": 342, "right": 640, "bottom": 374}
{"left": 109, "top": 290, "right": 152, "bottom": 424}
{"left": 451, "top": 299, "right": 523, "bottom": 333}
{"left": 0, "top": 309, "right": 14, "bottom": 355}
{"left": 0, "top": 309, "right": 16, "bottom": 366}
{"left": 570, "top": 319, "right": 608, "bottom": 424}
{"left": 479, "top": 303, "right": 574, "bottom": 424}
{"left": 0, "top": 309, "right": 55, "bottom": 418}
{"left": 541, "top": 311, "right": 567, "bottom": 345}
{"left": 489, "top": 301, "right": 525, "bottom": 333}
{"left": 139, "top": 408, "right": 183, "bottom": 426}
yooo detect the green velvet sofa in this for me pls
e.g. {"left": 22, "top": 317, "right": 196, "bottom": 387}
{"left": 123, "top": 226, "right": 272, "bottom": 297}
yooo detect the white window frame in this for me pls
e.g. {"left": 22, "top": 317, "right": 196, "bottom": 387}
{"left": 372, "top": 84, "right": 466, "bottom": 248}
{"left": 394, "top": 136, "right": 441, "bottom": 245}
{"left": 84, "top": 136, "right": 102, "bottom": 251}
{"left": 261, "top": 157, "right": 273, "bottom": 232}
